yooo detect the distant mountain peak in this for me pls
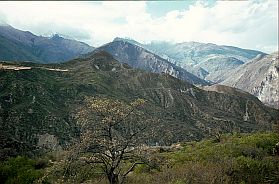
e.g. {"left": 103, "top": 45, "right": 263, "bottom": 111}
{"left": 113, "top": 37, "right": 135, "bottom": 42}
{"left": 221, "top": 52, "right": 279, "bottom": 108}
{"left": 0, "top": 25, "right": 94, "bottom": 63}
{"left": 91, "top": 39, "right": 209, "bottom": 85}
{"left": 50, "top": 33, "right": 63, "bottom": 40}
{"left": 113, "top": 37, "right": 143, "bottom": 46}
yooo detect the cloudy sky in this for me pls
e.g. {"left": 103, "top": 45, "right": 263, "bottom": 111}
{"left": 0, "top": 0, "right": 277, "bottom": 53}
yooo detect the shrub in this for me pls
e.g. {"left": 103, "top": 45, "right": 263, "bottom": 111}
{"left": 143, "top": 132, "right": 279, "bottom": 184}
{"left": 232, "top": 156, "right": 279, "bottom": 183}
{"left": 35, "top": 159, "right": 48, "bottom": 170}
{"left": 134, "top": 164, "right": 152, "bottom": 174}
{"left": 0, "top": 156, "right": 42, "bottom": 184}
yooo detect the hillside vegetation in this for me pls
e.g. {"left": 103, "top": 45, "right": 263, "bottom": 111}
{"left": 1, "top": 132, "right": 278, "bottom": 184}
{"left": 0, "top": 51, "right": 277, "bottom": 158}
{"left": 127, "top": 132, "right": 279, "bottom": 184}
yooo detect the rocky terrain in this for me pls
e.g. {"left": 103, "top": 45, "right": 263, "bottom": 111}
{"left": 92, "top": 40, "right": 209, "bottom": 85}
{"left": 0, "top": 24, "right": 94, "bottom": 63}
{"left": 0, "top": 51, "right": 277, "bottom": 157}
{"left": 113, "top": 38, "right": 279, "bottom": 108}
{"left": 114, "top": 38, "right": 266, "bottom": 82}
{"left": 222, "top": 52, "right": 279, "bottom": 108}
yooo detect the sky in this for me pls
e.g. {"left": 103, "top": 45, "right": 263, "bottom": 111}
{"left": 0, "top": 0, "right": 278, "bottom": 53}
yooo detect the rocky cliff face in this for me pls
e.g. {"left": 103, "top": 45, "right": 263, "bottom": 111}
{"left": 92, "top": 40, "right": 209, "bottom": 85}
{"left": 0, "top": 25, "right": 94, "bottom": 63}
{"left": 0, "top": 51, "right": 277, "bottom": 156}
{"left": 222, "top": 52, "right": 279, "bottom": 108}
{"left": 114, "top": 38, "right": 265, "bottom": 82}
{"left": 113, "top": 38, "right": 278, "bottom": 108}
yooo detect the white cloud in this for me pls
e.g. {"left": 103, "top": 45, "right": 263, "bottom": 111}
{"left": 0, "top": 0, "right": 277, "bottom": 53}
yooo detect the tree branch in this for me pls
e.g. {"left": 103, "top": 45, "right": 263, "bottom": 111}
{"left": 120, "top": 162, "right": 144, "bottom": 184}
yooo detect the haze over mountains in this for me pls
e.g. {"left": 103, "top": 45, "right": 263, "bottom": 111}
{"left": 114, "top": 37, "right": 266, "bottom": 81}
{"left": 92, "top": 40, "right": 209, "bottom": 85}
{"left": 0, "top": 24, "right": 94, "bottom": 63}
{"left": 0, "top": 1, "right": 278, "bottom": 182}
{"left": 0, "top": 25, "right": 278, "bottom": 156}
{"left": 99, "top": 38, "right": 277, "bottom": 108}
{"left": 0, "top": 25, "right": 278, "bottom": 108}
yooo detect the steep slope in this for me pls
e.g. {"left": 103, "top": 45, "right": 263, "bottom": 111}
{"left": 92, "top": 40, "right": 209, "bottom": 85}
{"left": 0, "top": 34, "right": 41, "bottom": 62}
{"left": 222, "top": 52, "right": 279, "bottom": 108}
{"left": 114, "top": 38, "right": 265, "bottom": 81}
{"left": 0, "top": 51, "right": 277, "bottom": 156}
{"left": 0, "top": 25, "right": 94, "bottom": 63}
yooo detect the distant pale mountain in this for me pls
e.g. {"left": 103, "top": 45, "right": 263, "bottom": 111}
{"left": 221, "top": 52, "right": 279, "bottom": 108}
{"left": 115, "top": 38, "right": 266, "bottom": 81}
{"left": 0, "top": 25, "right": 94, "bottom": 63}
{"left": 92, "top": 40, "right": 209, "bottom": 85}
{"left": 113, "top": 38, "right": 278, "bottom": 108}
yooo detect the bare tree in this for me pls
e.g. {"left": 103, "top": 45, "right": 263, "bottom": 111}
{"left": 69, "top": 97, "right": 154, "bottom": 184}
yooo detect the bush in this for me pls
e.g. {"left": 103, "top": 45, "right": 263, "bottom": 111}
{"left": 127, "top": 132, "right": 279, "bottom": 184}
{"left": 232, "top": 156, "right": 279, "bottom": 183}
{"left": 35, "top": 159, "right": 48, "bottom": 170}
{"left": 134, "top": 164, "right": 152, "bottom": 174}
{"left": 0, "top": 156, "right": 42, "bottom": 184}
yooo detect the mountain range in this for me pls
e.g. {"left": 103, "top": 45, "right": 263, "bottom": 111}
{"left": 114, "top": 38, "right": 266, "bottom": 81}
{"left": 221, "top": 52, "right": 279, "bottom": 108}
{"left": 0, "top": 25, "right": 278, "bottom": 157}
{"left": 0, "top": 26, "right": 278, "bottom": 108}
{"left": 1, "top": 25, "right": 276, "bottom": 93}
{"left": 0, "top": 51, "right": 277, "bottom": 157}
{"left": 92, "top": 40, "right": 209, "bottom": 85}
{"left": 0, "top": 24, "right": 94, "bottom": 63}
{"left": 109, "top": 38, "right": 278, "bottom": 108}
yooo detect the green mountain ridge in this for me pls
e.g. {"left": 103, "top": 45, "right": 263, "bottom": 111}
{"left": 0, "top": 51, "right": 277, "bottom": 157}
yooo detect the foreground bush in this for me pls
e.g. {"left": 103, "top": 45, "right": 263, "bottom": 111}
{"left": 127, "top": 132, "right": 279, "bottom": 184}
{"left": 0, "top": 156, "right": 43, "bottom": 184}
{"left": 34, "top": 132, "right": 279, "bottom": 184}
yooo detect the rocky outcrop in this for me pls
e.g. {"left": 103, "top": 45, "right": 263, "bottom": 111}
{"left": 114, "top": 38, "right": 265, "bottom": 81}
{"left": 37, "top": 133, "right": 62, "bottom": 151}
{"left": 222, "top": 52, "right": 279, "bottom": 108}
{"left": 92, "top": 40, "right": 209, "bottom": 85}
